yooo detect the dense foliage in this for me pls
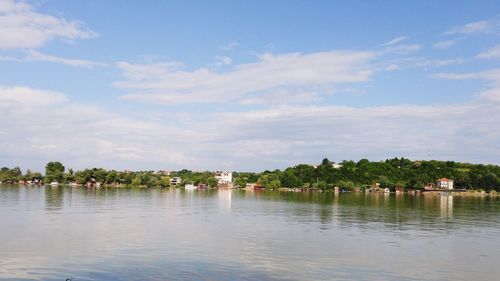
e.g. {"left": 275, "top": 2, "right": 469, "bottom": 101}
{"left": 1, "top": 157, "right": 499, "bottom": 191}
{"left": 245, "top": 158, "right": 500, "bottom": 191}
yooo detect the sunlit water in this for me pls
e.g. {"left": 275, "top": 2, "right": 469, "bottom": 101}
{"left": 0, "top": 185, "right": 499, "bottom": 281}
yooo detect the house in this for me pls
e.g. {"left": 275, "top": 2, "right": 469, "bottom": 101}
{"left": 170, "top": 177, "right": 182, "bottom": 186}
{"left": 215, "top": 171, "right": 232, "bottom": 185}
{"left": 332, "top": 162, "right": 343, "bottom": 169}
{"left": 436, "top": 178, "right": 454, "bottom": 190}
{"left": 395, "top": 187, "right": 404, "bottom": 194}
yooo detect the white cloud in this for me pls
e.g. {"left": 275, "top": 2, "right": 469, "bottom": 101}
{"left": 0, "top": 86, "right": 67, "bottom": 106}
{"left": 416, "top": 58, "right": 464, "bottom": 68}
{"left": 115, "top": 50, "right": 375, "bottom": 104}
{"left": 0, "top": 50, "right": 106, "bottom": 68}
{"left": 432, "top": 69, "right": 500, "bottom": 83}
{"left": 384, "top": 64, "right": 400, "bottom": 71}
{"left": 384, "top": 44, "right": 422, "bottom": 54}
{"left": 477, "top": 45, "right": 500, "bottom": 59}
{"left": 0, "top": 86, "right": 195, "bottom": 171}
{"left": 434, "top": 40, "right": 457, "bottom": 49}
{"left": 220, "top": 41, "right": 239, "bottom": 51}
{"left": 25, "top": 50, "right": 107, "bottom": 68}
{"left": 239, "top": 89, "right": 322, "bottom": 105}
{"left": 1, "top": 82, "right": 500, "bottom": 171}
{"left": 214, "top": 55, "right": 232, "bottom": 66}
{"left": 382, "top": 36, "right": 408, "bottom": 46}
{"left": 445, "top": 18, "right": 500, "bottom": 35}
{"left": 433, "top": 68, "right": 500, "bottom": 102}
{"left": 0, "top": 0, "right": 96, "bottom": 49}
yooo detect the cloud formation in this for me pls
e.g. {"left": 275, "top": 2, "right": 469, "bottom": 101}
{"left": 0, "top": 50, "right": 107, "bottom": 68}
{"left": 115, "top": 51, "right": 375, "bottom": 105}
{"left": 433, "top": 40, "right": 457, "bottom": 49}
{"left": 382, "top": 36, "right": 408, "bottom": 46}
{"left": 477, "top": 45, "right": 500, "bottom": 59}
{"left": 0, "top": 0, "right": 96, "bottom": 49}
{"left": 445, "top": 17, "right": 500, "bottom": 35}
{"left": 2, "top": 79, "right": 500, "bottom": 172}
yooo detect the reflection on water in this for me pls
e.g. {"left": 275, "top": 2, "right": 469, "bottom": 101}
{"left": 440, "top": 194, "right": 454, "bottom": 218}
{"left": 0, "top": 185, "right": 499, "bottom": 281}
{"left": 218, "top": 189, "right": 232, "bottom": 210}
{"left": 45, "top": 186, "right": 64, "bottom": 212}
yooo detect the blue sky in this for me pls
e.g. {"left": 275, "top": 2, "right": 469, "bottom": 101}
{"left": 0, "top": 0, "right": 499, "bottom": 172}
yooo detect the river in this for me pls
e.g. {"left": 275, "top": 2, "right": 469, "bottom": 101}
{"left": 0, "top": 185, "right": 498, "bottom": 281}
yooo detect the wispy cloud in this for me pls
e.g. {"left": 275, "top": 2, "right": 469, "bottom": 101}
{"left": 0, "top": 0, "right": 96, "bottom": 49}
{"left": 0, "top": 50, "right": 107, "bottom": 68}
{"left": 384, "top": 64, "right": 400, "bottom": 71}
{"left": 432, "top": 69, "right": 500, "bottom": 82}
{"left": 0, "top": 86, "right": 67, "bottom": 106}
{"left": 0, "top": 86, "right": 195, "bottom": 170}
{"left": 382, "top": 36, "right": 408, "bottom": 46}
{"left": 220, "top": 41, "right": 239, "bottom": 51}
{"left": 444, "top": 17, "right": 500, "bottom": 35}
{"left": 214, "top": 56, "right": 232, "bottom": 66}
{"left": 114, "top": 50, "right": 375, "bottom": 105}
{"left": 416, "top": 58, "right": 464, "bottom": 68}
{"left": 477, "top": 45, "right": 500, "bottom": 59}
{"left": 433, "top": 40, "right": 457, "bottom": 49}
{"left": 26, "top": 50, "right": 107, "bottom": 68}
{"left": 2, "top": 83, "right": 500, "bottom": 171}
{"left": 384, "top": 44, "right": 422, "bottom": 54}
{"left": 433, "top": 68, "right": 500, "bottom": 102}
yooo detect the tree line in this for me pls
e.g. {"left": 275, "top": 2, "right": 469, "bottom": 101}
{"left": 245, "top": 158, "right": 500, "bottom": 191}
{"left": 1, "top": 158, "right": 499, "bottom": 191}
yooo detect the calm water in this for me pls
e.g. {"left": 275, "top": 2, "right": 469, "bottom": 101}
{"left": 0, "top": 186, "right": 499, "bottom": 281}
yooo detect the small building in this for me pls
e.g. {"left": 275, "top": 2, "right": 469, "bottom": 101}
{"left": 215, "top": 171, "right": 232, "bottom": 185}
{"left": 332, "top": 163, "right": 343, "bottom": 169}
{"left": 395, "top": 187, "right": 404, "bottom": 194}
{"left": 437, "top": 178, "right": 454, "bottom": 190}
{"left": 170, "top": 177, "right": 182, "bottom": 186}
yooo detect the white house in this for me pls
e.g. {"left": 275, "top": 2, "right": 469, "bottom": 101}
{"left": 170, "top": 177, "right": 182, "bottom": 186}
{"left": 215, "top": 171, "right": 232, "bottom": 184}
{"left": 332, "top": 162, "right": 343, "bottom": 169}
{"left": 436, "top": 178, "right": 454, "bottom": 190}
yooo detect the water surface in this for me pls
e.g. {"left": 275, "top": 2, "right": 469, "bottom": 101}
{"left": 0, "top": 185, "right": 499, "bottom": 281}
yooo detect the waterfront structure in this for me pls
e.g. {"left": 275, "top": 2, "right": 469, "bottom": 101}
{"left": 437, "top": 178, "right": 454, "bottom": 190}
{"left": 170, "top": 177, "right": 182, "bottom": 186}
{"left": 215, "top": 172, "right": 232, "bottom": 184}
{"left": 332, "top": 162, "right": 343, "bottom": 169}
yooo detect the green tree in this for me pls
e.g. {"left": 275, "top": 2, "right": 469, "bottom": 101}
{"left": 131, "top": 177, "right": 142, "bottom": 186}
{"left": 44, "top": 162, "right": 65, "bottom": 184}
{"left": 281, "top": 168, "right": 302, "bottom": 188}
{"left": 207, "top": 177, "right": 218, "bottom": 188}
{"left": 258, "top": 173, "right": 281, "bottom": 189}
{"left": 234, "top": 177, "right": 247, "bottom": 188}
{"left": 160, "top": 176, "right": 171, "bottom": 187}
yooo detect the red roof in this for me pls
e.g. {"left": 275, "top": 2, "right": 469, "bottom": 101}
{"left": 437, "top": 178, "right": 452, "bottom": 182}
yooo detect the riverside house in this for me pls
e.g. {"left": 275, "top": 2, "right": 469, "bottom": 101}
{"left": 170, "top": 177, "right": 182, "bottom": 186}
{"left": 437, "top": 178, "right": 454, "bottom": 190}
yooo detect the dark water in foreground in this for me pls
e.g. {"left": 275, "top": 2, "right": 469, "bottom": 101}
{"left": 0, "top": 185, "right": 499, "bottom": 281}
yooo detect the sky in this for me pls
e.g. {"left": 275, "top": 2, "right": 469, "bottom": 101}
{"left": 0, "top": 0, "right": 499, "bottom": 172}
